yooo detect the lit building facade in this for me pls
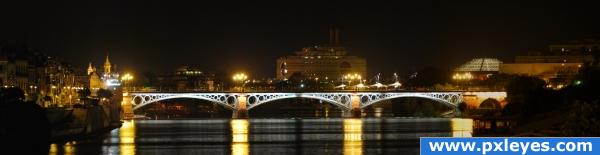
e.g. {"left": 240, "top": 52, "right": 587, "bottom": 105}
{"left": 500, "top": 40, "right": 597, "bottom": 88}
{"left": 276, "top": 30, "right": 366, "bottom": 80}
{"left": 1, "top": 45, "right": 86, "bottom": 107}
{"left": 88, "top": 55, "right": 120, "bottom": 91}
{"left": 454, "top": 58, "right": 503, "bottom": 80}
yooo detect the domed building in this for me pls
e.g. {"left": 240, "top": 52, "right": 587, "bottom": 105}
{"left": 454, "top": 58, "right": 503, "bottom": 80}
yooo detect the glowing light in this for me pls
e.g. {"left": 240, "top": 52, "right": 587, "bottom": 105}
{"left": 388, "top": 81, "right": 402, "bottom": 88}
{"left": 49, "top": 144, "right": 57, "bottom": 155}
{"left": 64, "top": 141, "right": 75, "bottom": 154}
{"left": 231, "top": 119, "right": 249, "bottom": 155}
{"left": 371, "top": 82, "right": 386, "bottom": 88}
{"left": 105, "top": 79, "right": 122, "bottom": 86}
{"left": 343, "top": 119, "right": 362, "bottom": 155}
{"left": 232, "top": 73, "right": 248, "bottom": 81}
{"left": 452, "top": 72, "right": 473, "bottom": 80}
{"left": 231, "top": 119, "right": 249, "bottom": 142}
{"left": 121, "top": 73, "right": 134, "bottom": 81}
{"left": 574, "top": 80, "right": 582, "bottom": 85}
{"left": 356, "top": 83, "right": 366, "bottom": 88}
{"left": 451, "top": 118, "right": 473, "bottom": 137}
{"left": 120, "top": 120, "right": 136, "bottom": 155}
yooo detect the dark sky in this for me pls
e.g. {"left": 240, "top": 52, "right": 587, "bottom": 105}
{"left": 1, "top": 1, "right": 600, "bottom": 78}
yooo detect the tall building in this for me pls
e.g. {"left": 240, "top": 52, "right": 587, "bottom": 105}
{"left": 276, "top": 29, "right": 367, "bottom": 80}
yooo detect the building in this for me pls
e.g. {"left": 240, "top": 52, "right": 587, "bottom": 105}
{"left": 0, "top": 45, "right": 85, "bottom": 107}
{"left": 88, "top": 55, "right": 121, "bottom": 91}
{"left": 276, "top": 29, "right": 367, "bottom": 80}
{"left": 173, "top": 66, "right": 216, "bottom": 91}
{"left": 499, "top": 39, "right": 598, "bottom": 88}
{"left": 454, "top": 58, "right": 503, "bottom": 80}
{"left": 500, "top": 63, "right": 580, "bottom": 84}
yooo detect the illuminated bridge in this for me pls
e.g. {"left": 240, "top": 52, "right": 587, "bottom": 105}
{"left": 123, "top": 91, "right": 506, "bottom": 118}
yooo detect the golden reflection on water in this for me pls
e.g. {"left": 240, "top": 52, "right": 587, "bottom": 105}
{"left": 343, "top": 118, "right": 363, "bottom": 155}
{"left": 49, "top": 143, "right": 57, "bottom": 155}
{"left": 49, "top": 141, "right": 76, "bottom": 155}
{"left": 451, "top": 118, "right": 473, "bottom": 137}
{"left": 64, "top": 141, "right": 75, "bottom": 154}
{"left": 120, "top": 120, "right": 136, "bottom": 155}
{"left": 231, "top": 119, "right": 249, "bottom": 155}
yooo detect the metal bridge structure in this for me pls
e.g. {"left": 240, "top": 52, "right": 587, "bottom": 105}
{"left": 123, "top": 91, "right": 506, "bottom": 118}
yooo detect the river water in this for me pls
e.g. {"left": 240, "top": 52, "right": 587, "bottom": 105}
{"left": 49, "top": 118, "right": 472, "bottom": 155}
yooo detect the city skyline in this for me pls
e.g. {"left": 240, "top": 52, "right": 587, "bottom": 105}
{"left": 2, "top": 1, "right": 600, "bottom": 78}
{"left": 2, "top": 2, "right": 600, "bottom": 154}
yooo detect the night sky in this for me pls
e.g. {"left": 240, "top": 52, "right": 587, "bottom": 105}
{"left": 2, "top": 1, "right": 600, "bottom": 78}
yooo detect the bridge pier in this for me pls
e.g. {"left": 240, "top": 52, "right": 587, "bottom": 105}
{"left": 343, "top": 94, "right": 362, "bottom": 118}
{"left": 232, "top": 95, "right": 249, "bottom": 119}
{"left": 121, "top": 92, "right": 134, "bottom": 119}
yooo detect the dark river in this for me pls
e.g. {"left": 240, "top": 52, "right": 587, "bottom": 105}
{"left": 49, "top": 118, "right": 472, "bottom": 155}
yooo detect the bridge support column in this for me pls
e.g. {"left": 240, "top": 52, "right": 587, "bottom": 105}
{"left": 343, "top": 94, "right": 362, "bottom": 118}
{"left": 232, "top": 95, "right": 249, "bottom": 119}
{"left": 121, "top": 92, "right": 134, "bottom": 119}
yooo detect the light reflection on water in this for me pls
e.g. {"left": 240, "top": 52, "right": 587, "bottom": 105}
{"left": 49, "top": 118, "right": 471, "bottom": 155}
{"left": 343, "top": 119, "right": 362, "bottom": 155}
{"left": 119, "top": 120, "right": 136, "bottom": 155}
{"left": 231, "top": 119, "right": 249, "bottom": 155}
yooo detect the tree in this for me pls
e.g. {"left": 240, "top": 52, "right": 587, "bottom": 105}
{"left": 502, "top": 75, "right": 547, "bottom": 117}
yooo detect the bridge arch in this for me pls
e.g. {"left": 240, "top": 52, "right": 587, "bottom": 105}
{"left": 245, "top": 93, "right": 351, "bottom": 111}
{"left": 359, "top": 93, "right": 462, "bottom": 110}
{"left": 479, "top": 98, "right": 501, "bottom": 110}
{"left": 131, "top": 93, "right": 237, "bottom": 111}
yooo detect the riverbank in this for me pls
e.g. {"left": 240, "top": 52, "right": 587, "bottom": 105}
{"left": 47, "top": 101, "right": 122, "bottom": 142}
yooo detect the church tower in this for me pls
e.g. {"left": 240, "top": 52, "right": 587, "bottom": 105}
{"left": 87, "top": 62, "right": 94, "bottom": 75}
{"left": 104, "top": 55, "right": 111, "bottom": 74}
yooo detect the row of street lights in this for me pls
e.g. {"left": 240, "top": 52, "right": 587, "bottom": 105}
{"left": 232, "top": 73, "right": 249, "bottom": 92}
{"left": 343, "top": 73, "right": 365, "bottom": 91}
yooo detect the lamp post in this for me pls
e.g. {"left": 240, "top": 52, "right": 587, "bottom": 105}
{"left": 121, "top": 73, "right": 134, "bottom": 92}
{"left": 344, "top": 73, "right": 362, "bottom": 91}
{"left": 232, "top": 73, "right": 248, "bottom": 92}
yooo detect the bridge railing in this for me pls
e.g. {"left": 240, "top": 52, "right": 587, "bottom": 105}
{"left": 128, "top": 90, "right": 503, "bottom": 94}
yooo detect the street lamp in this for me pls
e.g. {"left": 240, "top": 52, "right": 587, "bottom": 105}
{"left": 232, "top": 73, "right": 248, "bottom": 92}
{"left": 121, "top": 73, "right": 134, "bottom": 91}
{"left": 344, "top": 73, "right": 362, "bottom": 91}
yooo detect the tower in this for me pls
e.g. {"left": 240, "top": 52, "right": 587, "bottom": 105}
{"left": 87, "top": 62, "right": 94, "bottom": 75}
{"left": 104, "top": 55, "right": 111, "bottom": 74}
